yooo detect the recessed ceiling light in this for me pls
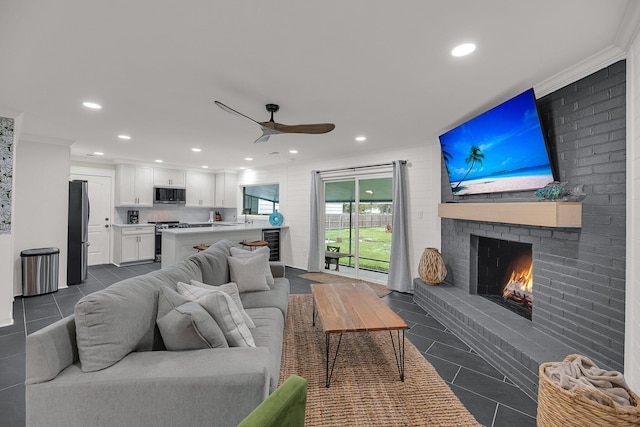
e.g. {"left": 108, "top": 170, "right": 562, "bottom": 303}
{"left": 118, "top": 134, "right": 131, "bottom": 140}
{"left": 155, "top": 159, "right": 163, "bottom": 163}
{"left": 239, "top": 167, "right": 246, "bottom": 170}
{"left": 94, "top": 152, "right": 104, "bottom": 156}
{"left": 192, "top": 148, "right": 202, "bottom": 152}
{"left": 82, "top": 101, "right": 102, "bottom": 109}
{"left": 356, "top": 136, "right": 366, "bottom": 142}
{"left": 201, "top": 165, "right": 208, "bottom": 169}
{"left": 244, "top": 157, "right": 253, "bottom": 161}
{"left": 289, "top": 150, "right": 298, "bottom": 154}
{"left": 451, "top": 43, "right": 476, "bottom": 57}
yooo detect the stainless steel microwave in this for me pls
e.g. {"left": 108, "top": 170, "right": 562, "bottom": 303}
{"left": 154, "top": 187, "right": 186, "bottom": 204}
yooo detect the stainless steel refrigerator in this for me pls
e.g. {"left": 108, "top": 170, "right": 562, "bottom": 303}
{"left": 67, "top": 180, "right": 89, "bottom": 285}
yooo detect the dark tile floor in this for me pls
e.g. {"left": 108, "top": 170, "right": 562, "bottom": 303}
{"left": 0, "top": 263, "right": 536, "bottom": 427}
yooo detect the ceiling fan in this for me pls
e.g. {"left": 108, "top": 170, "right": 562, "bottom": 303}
{"left": 215, "top": 101, "right": 335, "bottom": 143}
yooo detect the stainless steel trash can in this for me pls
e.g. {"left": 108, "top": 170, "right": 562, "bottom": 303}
{"left": 21, "top": 247, "right": 59, "bottom": 296}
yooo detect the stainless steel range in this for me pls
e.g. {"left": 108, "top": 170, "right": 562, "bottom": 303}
{"left": 149, "top": 221, "right": 185, "bottom": 261}
{"left": 148, "top": 221, "right": 213, "bottom": 261}
{"left": 150, "top": 221, "right": 187, "bottom": 230}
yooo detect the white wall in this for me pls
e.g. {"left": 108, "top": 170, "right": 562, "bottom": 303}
{"left": 12, "top": 139, "right": 70, "bottom": 295}
{"left": 238, "top": 142, "right": 442, "bottom": 281}
{"left": 625, "top": 30, "right": 640, "bottom": 392}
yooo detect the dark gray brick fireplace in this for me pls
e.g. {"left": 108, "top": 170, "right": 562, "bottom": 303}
{"left": 414, "top": 60, "right": 626, "bottom": 400}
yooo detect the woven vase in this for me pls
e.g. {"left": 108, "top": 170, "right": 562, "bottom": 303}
{"left": 418, "top": 248, "right": 447, "bottom": 285}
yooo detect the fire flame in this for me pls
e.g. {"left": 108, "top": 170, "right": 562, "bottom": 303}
{"left": 502, "top": 262, "right": 533, "bottom": 306}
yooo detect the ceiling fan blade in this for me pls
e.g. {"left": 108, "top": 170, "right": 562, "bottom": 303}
{"left": 215, "top": 101, "right": 260, "bottom": 124}
{"left": 259, "top": 122, "right": 335, "bottom": 134}
{"left": 254, "top": 134, "right": 271, "bottom": 144}
{"left": 254, "top": 124, "right": 282, "bottom": 143}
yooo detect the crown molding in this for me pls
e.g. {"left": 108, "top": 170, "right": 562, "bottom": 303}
{"left": 19, "top": 133, "right": 75, "bottom": 147}
{"left": 70, "top": 155, "right": 116, "bottom": 165}
{"left": 0, "top": 108, "right": 23, "bottom": 120}
{"left": 534, "top": 46, "right": 626, "bottom": 97}
{"left": 535, "top": 1, "right": 640, "bottom": 98}
{"left": 614, "top": 0, "right": 640, "bottom": 51}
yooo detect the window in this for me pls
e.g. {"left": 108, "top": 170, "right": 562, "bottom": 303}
{"left": 243, "top": 184, "right": 279, "bottom": 215}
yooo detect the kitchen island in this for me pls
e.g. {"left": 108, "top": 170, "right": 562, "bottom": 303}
{"left": 160, "top": 222, "right": 287, "bottom": 268}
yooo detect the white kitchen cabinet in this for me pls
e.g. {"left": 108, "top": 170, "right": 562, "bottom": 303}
{"left": 215, "top": 172, "right": 238, "bottom": 207}
{"left": 113, "top": 225, "right": 155, "bottom": 266}
{"left": 199, "top": 173, "right": 215, "bottom": 206}
{"left": 115, "top": 165, "right": 153, "bottom": 207}
{"left": 186, "top": 171, "right": 215, "bottom": 207}
{"left": 120, "top": 235, "right": 141, "bottom": 263}
{"left": 153, "top": 168, "right": 186, "bottom": 188}
{"left": 138, "top": 233, "right": 156, "bottom": 260}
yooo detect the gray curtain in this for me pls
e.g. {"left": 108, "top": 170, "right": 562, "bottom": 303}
{"left": 307, "top": 171, "right": 324, "bottom": 272}
{"left": 387, "top": 160, "right": 412, "bottom": 293}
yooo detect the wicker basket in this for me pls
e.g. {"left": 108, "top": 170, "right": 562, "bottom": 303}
{"left": 537, "top": 354, "right": 640, "bottom": 426}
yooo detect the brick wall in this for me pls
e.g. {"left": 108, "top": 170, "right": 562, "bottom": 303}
{"left": 438, "top": 60, "right": 626, "bottom": 371}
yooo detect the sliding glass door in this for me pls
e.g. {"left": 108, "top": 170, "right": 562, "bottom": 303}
{"left": 324, "top": 175, "right": 392, "bottom": 281}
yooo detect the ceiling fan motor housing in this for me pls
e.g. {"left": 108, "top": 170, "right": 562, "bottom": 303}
{"left": 265, "top": 104, "right": 279, "bottom": 121}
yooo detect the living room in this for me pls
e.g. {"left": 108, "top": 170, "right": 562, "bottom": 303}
{"left": 2, "top": 1, "right": 640, "bottom": 426}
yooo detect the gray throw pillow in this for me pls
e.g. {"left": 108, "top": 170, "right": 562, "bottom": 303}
{"left": 189, "top": 248, "right": 230, "bottom": 286}
{"left": 74, "top": 276, "right": 158, "bottom": 372}
{"left": 157, "top": 286, "right": 228, "bottom": 350}
{"left": 177, "top": 282, "right": 256, "bottom": 347}
{"left": 227, "top": 256, "right": 270, "bottom": 292}
{"left": 189, "top": 279, "right": 256, "bottom": 329}
{"left": 157, "top": 285, "right": 190, "bottom": 319}
{"left": 230, "top": 246, "right": 274, "bottom": 286}
{"left": 157, "top": 302, "right": 229, "bottom": 350}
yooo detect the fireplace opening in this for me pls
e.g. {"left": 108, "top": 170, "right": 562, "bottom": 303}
{"left": 476, "top": 237, "right": 533, "bottom": 320}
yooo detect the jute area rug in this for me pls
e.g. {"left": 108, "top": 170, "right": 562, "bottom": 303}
{"left": 279, "top": 295, "right": 480, "bottom": 426}
{"left": 299, "top": 272, "right": 392, "bottom": 298}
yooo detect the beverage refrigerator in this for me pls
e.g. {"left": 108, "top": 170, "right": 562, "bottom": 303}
{"left": 67, "top": 180, "right": 89, "bottom": 285}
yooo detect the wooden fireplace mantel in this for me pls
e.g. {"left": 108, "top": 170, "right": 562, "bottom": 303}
{"left": 438, "top": 202, "right": 582, "bottom": 228}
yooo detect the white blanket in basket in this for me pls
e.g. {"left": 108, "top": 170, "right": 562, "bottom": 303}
{"left": 545, "top": 355, "right": 634, "bottom": 408}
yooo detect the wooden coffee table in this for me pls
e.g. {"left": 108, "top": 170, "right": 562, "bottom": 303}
{"left": 311, "top": 282, "right": 409, "bottom": 387}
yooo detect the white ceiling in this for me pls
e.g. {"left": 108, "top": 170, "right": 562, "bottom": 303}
{"left": 0, "top": 1, "right": 635, "bottom": 172}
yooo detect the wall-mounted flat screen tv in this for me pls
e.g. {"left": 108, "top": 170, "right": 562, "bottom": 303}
{"left": 439, "top": 88, "right": 555, "bottom": 196}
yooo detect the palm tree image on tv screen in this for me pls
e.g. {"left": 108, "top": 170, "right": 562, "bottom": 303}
{"left": 453, "top": 145, "right": 485, "bottom": 193}
{"left": 439, "top": 89, "right": 555, "bottom": 196}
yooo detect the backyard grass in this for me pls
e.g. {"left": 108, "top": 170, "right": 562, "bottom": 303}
{"left": 325, "top": 226, "right": 391, "bottom": 272}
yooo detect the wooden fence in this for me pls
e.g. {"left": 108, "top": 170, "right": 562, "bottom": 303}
{"left": 325, "top": 214, "right": 392, "bottom": 229}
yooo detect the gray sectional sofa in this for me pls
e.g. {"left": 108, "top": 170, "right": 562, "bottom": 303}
{"left": 25, "top": 240, "right": 290, "bottom": 427}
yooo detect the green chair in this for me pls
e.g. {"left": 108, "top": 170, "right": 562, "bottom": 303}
{"left": 237, "top": 375, "right": 307, "bottom": 427}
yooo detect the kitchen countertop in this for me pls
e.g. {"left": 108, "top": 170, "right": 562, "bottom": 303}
{"left": 185, "top": 221, "right": 246, "bottom": 226}
{"left": 112, "top": 222, "right": 245, "bottom": 229}
{"left": 161, "top": 223, "right": 287, "bottom": 235}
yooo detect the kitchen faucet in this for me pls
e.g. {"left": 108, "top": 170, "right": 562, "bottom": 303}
{"left": 242, "top": 208, "right": 252, "bottom": 224}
